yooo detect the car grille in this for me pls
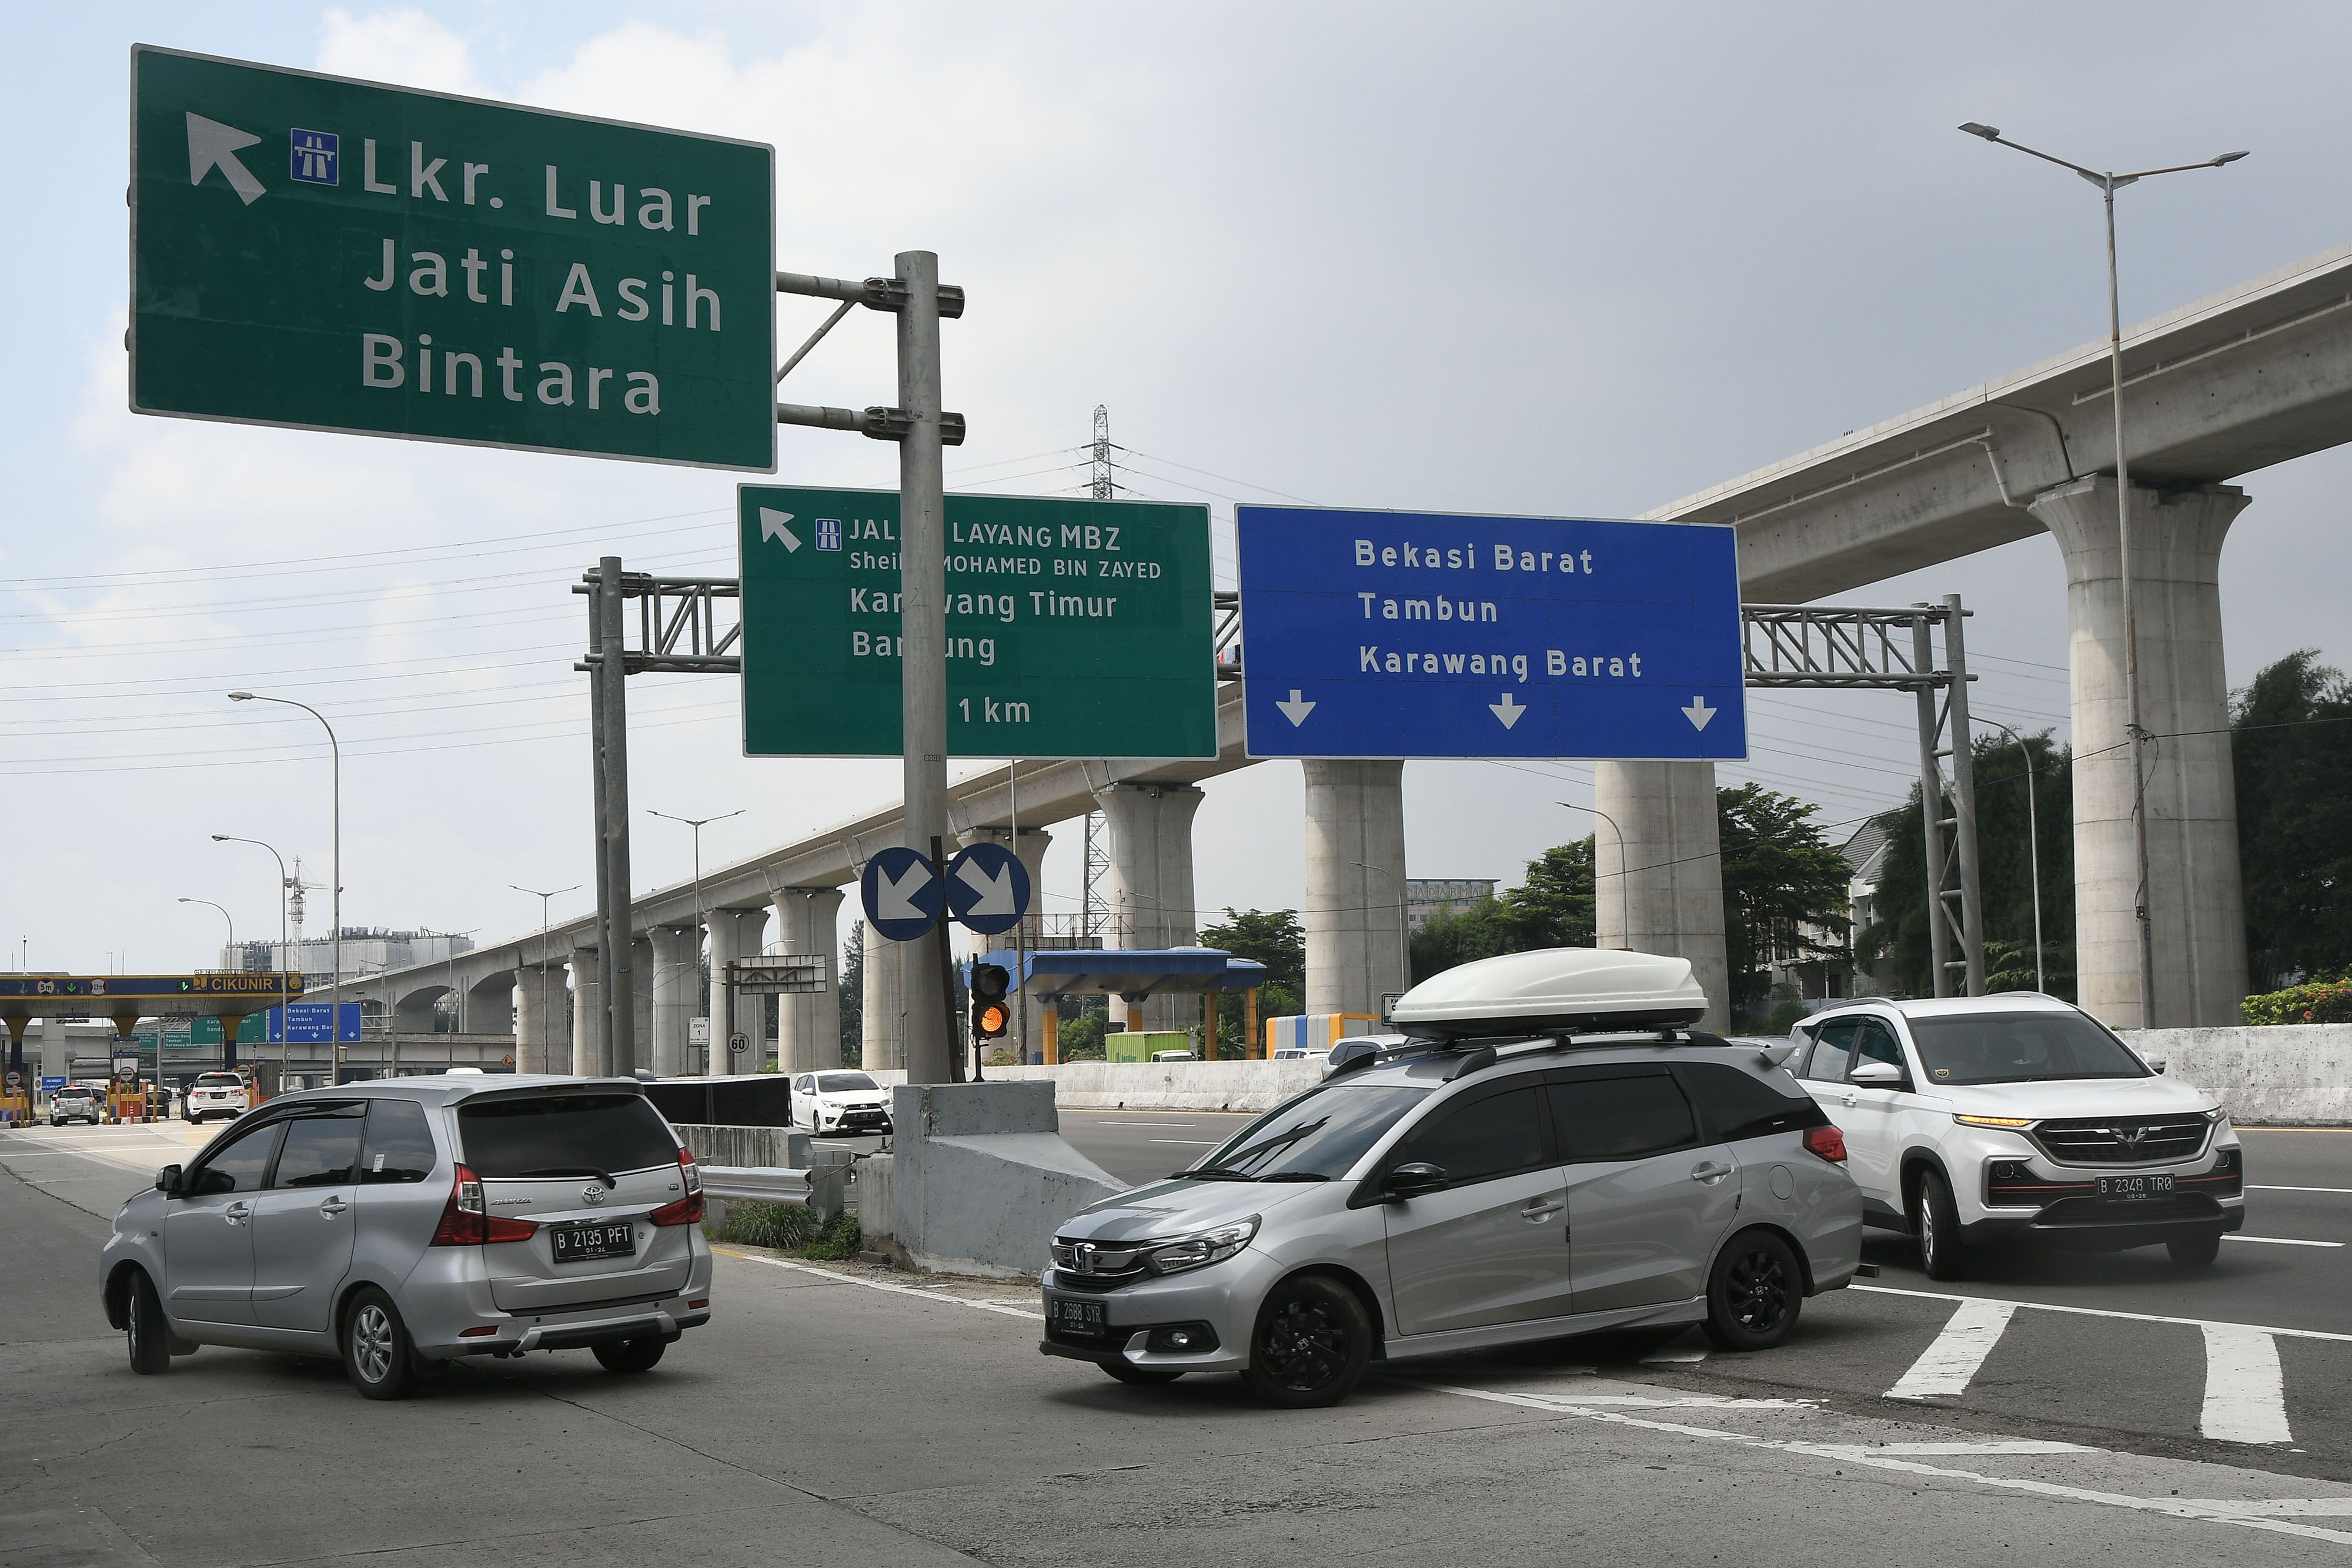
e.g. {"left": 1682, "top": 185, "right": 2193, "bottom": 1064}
{"left": 2030, "top": 1114, "right": 2210, "bottom": 1166}
{"left": 1048, "top": 1237, "right": 1151, "bottom": 1289}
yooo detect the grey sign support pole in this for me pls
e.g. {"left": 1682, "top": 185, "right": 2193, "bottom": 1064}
{"left": 1912, "top": 617, "right": 1955, "bottom": 997}
{"left": 895, "top": 252, "right": 953, "bottom": 1085}
{"left": 598, "top": 557, "right": 637, "bottom": 1073}
{"left": 587, "top": 581, "right": 614, "bottom": 1076}
{"left": 1941, "top": 594, "right": 1986, "bottom": 997}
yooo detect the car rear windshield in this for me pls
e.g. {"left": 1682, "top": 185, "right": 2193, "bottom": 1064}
{"left": 1191, "top": 1084, "right": 1431, "bottom": 1181}
{"left": 456, "top": 1093, "right": 679, "bottom": 1178}
{"left": 1906, "top": 1011, "right": 2151, "bottom": 1086}
{"left": 817, "top": 1072, "right": 878, "bottom": 1093}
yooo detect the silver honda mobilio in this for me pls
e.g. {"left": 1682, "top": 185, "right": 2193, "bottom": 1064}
{"left": 1040, "top": 949, "right": 1865, "bottom": 1406}
{"left": 99, "top": 1075, "right": 713, "bottom": 1398}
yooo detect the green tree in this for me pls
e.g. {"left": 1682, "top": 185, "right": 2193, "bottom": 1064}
{"left": 837, "top": 921, "right": 865, "bottom": 1068}
{"left": 1717, "top": 784, "right": 1855, "bottom": 1019}
{"left": 1408, "top": 839, "right": 1595, "bottom": 983}
{"left": 1859, "top": 734, "right": 2074, "bottom": 1000}
{"left": 1199, "top": 908, "right": 1305, "bottom": 1048}
{"left": 2234, "top": 649, "right": 2352, "bottom": 988}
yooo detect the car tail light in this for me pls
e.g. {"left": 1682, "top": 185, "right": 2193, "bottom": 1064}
{"left": 650, "top": 1191, "right": 705, "bottom": 1227}
{"left": 459, "top": 1325, "right": 499, "bottom": 1338}
{"left": 1803, "top": 1125, "right": 1847, "bottom": 1164}
{"left": 677, "top": 1145, "right": 700, "bottom": 1195}
{"left": 430, "top": 1162, "right": 541, "bottom": 1245}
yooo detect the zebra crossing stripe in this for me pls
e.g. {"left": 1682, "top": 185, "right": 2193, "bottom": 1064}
{"left": 2201, "top": 1323, "right": 2293, "bottom": 1445}
{"left": 1886, "top": 1298, "right": 2017, "bottom": 1400}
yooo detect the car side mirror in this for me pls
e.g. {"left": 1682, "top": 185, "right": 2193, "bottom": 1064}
{"left": 155, "top": 1164, "right": 183, "bottom": 1196}
{"left": 1849, "top": 1060, "right": 1905, "bottom": 1087}
{"left": 1384, "top": 1162, "right": 1449, "bottom": 1201}
{"left": 2147, "top": 1058, "right": 2167, "bottom": 1075}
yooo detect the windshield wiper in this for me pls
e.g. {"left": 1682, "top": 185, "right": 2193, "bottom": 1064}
{"left": 516, "top": 1165, "right": 618, "bottom": 1188}
{"left": 1171, "top": 1168, "right": 1258, "bottom": 1181}
{"left": 1257, "top": 1172, "right": 1331, "bottom": 1182}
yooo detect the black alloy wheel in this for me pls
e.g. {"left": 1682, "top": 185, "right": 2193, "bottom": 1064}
{"left": 1702, "top": 1229, "right": 1803, "bottom": 1351}
{"left": 1913, "top": 1169, "right": 1967, "bottom": 1282}
{"left": 1242, "top": 1274, "right": 1372, "bottom": 1408}
{"left": 126, "top": 1270, "right": 172, "bottom": 1376}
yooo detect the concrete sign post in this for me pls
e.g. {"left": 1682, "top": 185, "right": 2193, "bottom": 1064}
{"left": 130, "top": 45, "right": 776, "bottom": 470}
{"left": 1236, "top": 505, "right": 1748, "bottom": 760}
{"left": 737, "top": 486, "right": 1217, "bottom": 758}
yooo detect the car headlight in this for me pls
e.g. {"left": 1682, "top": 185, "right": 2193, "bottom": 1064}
{"left": 1141, "top": 1216, "right": 1259, "bottom": 1276}
{"left": 1955, "top": 1114, "right": 2034, "bottom": 1129}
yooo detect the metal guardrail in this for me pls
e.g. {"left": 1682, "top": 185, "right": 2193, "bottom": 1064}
{"left": 700, "top": 1165, "right": 815, "bottom": 1204}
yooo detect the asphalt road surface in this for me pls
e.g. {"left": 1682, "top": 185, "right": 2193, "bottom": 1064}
{"left": 9, "top": 1121, "right": 2352, "bottom": 1566}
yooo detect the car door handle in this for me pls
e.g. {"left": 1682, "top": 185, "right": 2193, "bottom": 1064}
{"left": 1840, "top": 1090, "right": 1859, "bottom": 1108}
{"left": 224, "top": 1201, "right": 250, "bottom": 1224}
{"left": 318, "top": 1197, "right": 348, "bottom": 1216}
{"left": 1520, "top": 1199, "right": 1564, "bottom": 1222}
{"left": 1689, "top": 1162, "right": 1734, "bottom": 1185}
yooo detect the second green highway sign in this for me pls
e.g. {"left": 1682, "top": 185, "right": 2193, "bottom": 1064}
{"left": 131, "top": 45, "right": 776, "bottom": 470}
{"left": 739, "top": 487, "right": 1217, "bottom": 758}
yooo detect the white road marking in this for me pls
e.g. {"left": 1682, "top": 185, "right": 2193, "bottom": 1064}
{"left": 2222, "top": 1235, "right": 2344, "bottom": 1248}
{"left": 2171, "top": 1500, "right": 2352, "bottom": 1517}
{"left": 1886, "top": 1298, "right": 2017, "bottom": 1400}
{"left": 2249, "top": 1183, "right": 2352, "bottom": 1194}
{"left": 2201, "top": 1323, "right": 2293, "bottom": 1445}
{"left": 1853, "top": 1283, "right": 2352, "bottom": 1344}
{"left": 1425, "top": 1381, "right": 2352, "bottom": 1546}
{"left": 1813, "top": 1440, "right": 2092, "bottom": 1457}
{"left": 714, "top": 1248, "right": 1041, "bottom": 1319}
{"left": 1409, "top": 1383, "right": 1813, "bottom": 1411}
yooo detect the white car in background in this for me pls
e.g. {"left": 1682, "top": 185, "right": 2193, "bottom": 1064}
{"left": 791, "top": 1071, "right": 893, "bottom": 1136}
{"left": 183, "top": 1072, "right": 249, "bottom": 1125}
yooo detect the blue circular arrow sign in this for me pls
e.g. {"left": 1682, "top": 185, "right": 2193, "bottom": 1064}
{"left": 860, "top": 846, "right": 944, "bottom": 943}
{"left": 944, "top": 842, "right": 1032, "bottom": 937}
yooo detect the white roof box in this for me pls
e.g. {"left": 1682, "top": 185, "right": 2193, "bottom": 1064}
{"left": 1389, "top": 948, "right": 1708, "bottom": 1037}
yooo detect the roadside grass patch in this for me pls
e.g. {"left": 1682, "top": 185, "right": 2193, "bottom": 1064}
{"left": 712, "top": 1202, "right": 861, "bottom": 1260}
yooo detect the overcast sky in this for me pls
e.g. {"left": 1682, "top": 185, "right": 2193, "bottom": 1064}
{"left": 8, "top": 2, "right": 2351, "bottom": 978}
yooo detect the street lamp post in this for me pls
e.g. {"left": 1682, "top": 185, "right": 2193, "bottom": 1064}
{"left": 177, "top": 898, "right": 233, "bottom": 955}
{"left": 211, "top": 833, "right": 290, "bottom": 1069}
{"left": 510, "top": 883, "right": 580, "bottom": 1074}
{"left": 648, "top": 809, "right": 742, "bottom": 1074}
{"left": 1978, "top": 722, "right": 2048, "bottom": 997}
{"left": 1556, "top": 803, "right": 1631, "bottom": 949}
{"left": 1352, "top": 861, "right": 1411, "bottom": 1006}
{"left": 228, "top": 693, "right": 344, "bottom": 1074}
{"left": 1957, "top": 123, "right": 2247, "bottom": 1028}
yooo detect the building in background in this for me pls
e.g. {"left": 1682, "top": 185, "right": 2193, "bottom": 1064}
{"left": 223, "top": 928, "right": 475, "bottom": 992}
{"left": 1405, "top": 878, "right": 1499, "bottom": 934}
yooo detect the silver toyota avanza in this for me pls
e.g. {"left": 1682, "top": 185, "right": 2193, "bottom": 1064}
{"left": 99, "top": 1076, "right": 713, "bottom": 1399}
{"left": 1040, "top": 950, "right": 1863, "bottom": 1406}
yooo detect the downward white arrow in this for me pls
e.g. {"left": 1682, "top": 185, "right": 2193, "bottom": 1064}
{"left": 1277, "top": 688, "right": 1317, "bottom": 726}
{"left": 1490, "top": 693, "right": 1526, "bottom": 729}
{"left": 760, "top": 508, "right": 801, "bottom": 551}
{"left": 876, "top": 860, "right": 934, "bottom": 921}
{"left": 186, "top": 113, "right": 265, "bottom": 205}
{"left": 1683, "top": 696, "right": 1716, "bottom": 731}
{"left": 956, "top": 858, "right": 1018, "bottom": 918}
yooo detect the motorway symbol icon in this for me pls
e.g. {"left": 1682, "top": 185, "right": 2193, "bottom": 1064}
{"left": 760, "top": 509, "right": 801, "bottom": 551}
{"left": 861, "top": 847, "right": 944, "bottom": 942}
{"left": 944, "top": 842, "right": 1031, "bottom": 937}
{"left": 815, "top": 517, "right": 842, "bottom": 551}
{"left": 288, "top": 127, "right": 338, "bottom": 185}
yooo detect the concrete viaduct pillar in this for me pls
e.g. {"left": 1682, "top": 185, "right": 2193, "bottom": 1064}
{"left": 1095, "top": 783, "right": 1204, "bottom": 1032}
{"left": 1593, "top": 760, "right": 1731, "bottom": 1032}
{"left": 968, "top": 826, "right": 1050, "bottom": 1062}
{"left": 2029, "top": 477, "right": 2250, "bottom": 1028}
{"left": 1302, "top": 760, "right": 1408, "bottom": 1020}
{"left": 648, "top": 924, "right": 699, "bottom": 1076}
{"left": 569, "top": 945, "right": 602, "bottom": 1076}
{"left": 704, "top": 907, "right": 766, "bottom": 1068}
{"left": 513, "top": 965, "right": 569, "bottom": 1075}
{"left": 861, "top": 924, "right": 906, "bottom": 1072}
{"left": 771, "top": 888, "right": 846, "bottom": 1075}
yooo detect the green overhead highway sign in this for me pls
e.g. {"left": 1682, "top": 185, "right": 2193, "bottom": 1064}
{"left": 130, "top": 45, "right": 776, "bottom": 470}
{"left": 738, "top": 486, "right": 1217, "bottom": 758}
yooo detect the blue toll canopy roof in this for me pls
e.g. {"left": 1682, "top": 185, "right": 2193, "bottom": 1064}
{"left": 968, "top": 948, "right": 1268, "bottom": 1004}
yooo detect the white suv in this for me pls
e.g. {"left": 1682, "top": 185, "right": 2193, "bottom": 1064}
{"left": 185, "top": 1072, "right": 249, "bottom": 1125}
{"left": 1789, "top": 995, "right": 2241, "bottom": 1278}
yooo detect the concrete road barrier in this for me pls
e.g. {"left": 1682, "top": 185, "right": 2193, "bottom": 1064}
{"left": 863, "top": 1061, "right": 1321, "bottom": 1114}
{"left": 2128, "top": 1024, "right": 2352, "bottom": 1125}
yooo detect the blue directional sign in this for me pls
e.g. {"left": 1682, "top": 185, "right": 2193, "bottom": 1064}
{"left": 263, "top": 1002, "right": 362, "bottom": 1044}
{"left": 860, "top": 847, "right": 944, "bottom": 943}
{"left": 1236, "top": 505, "right": 1747, "bottom": 761}
{"left": 944, "top": 842, "right": 1032, "bottom": 937}
{"left": 39, "top": 1075, "right": 66, "bottom": 1093}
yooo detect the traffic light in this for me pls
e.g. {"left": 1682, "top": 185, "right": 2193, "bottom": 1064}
{"left": 969, "top": 962, "right": 1011, "bottom": 1041}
